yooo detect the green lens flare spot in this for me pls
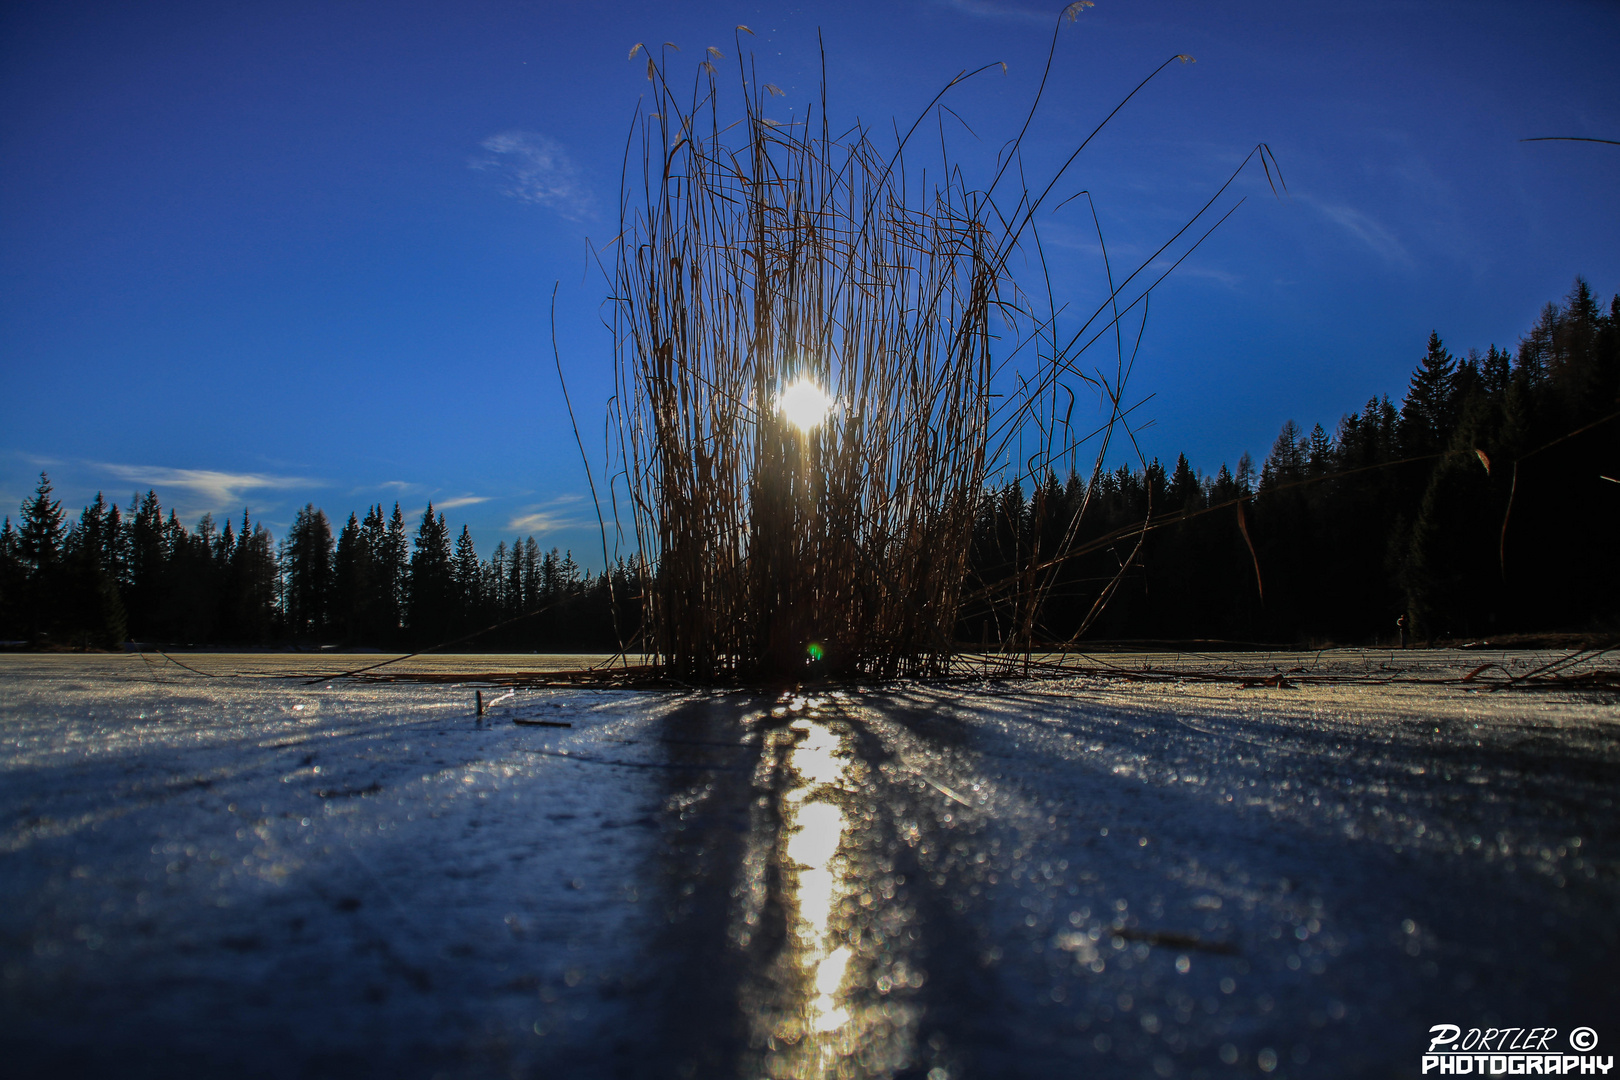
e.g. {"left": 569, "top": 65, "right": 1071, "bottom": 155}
{"left": 806, "top": 642, "right": 825, "bottom": 663}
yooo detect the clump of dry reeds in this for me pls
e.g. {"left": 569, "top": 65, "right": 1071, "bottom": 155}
{"left": 608, "top": 15, "right": 1279, "bottom": 681}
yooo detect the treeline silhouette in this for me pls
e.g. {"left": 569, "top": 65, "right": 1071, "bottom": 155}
{"left": 3, "top": 279, "right": 1615, "bottom": 652}
{"left": 0, "top": 488, "right": 632, "bottom": 651}
{"left": 965, "top": 278, "right": 1619, "bottom": 646}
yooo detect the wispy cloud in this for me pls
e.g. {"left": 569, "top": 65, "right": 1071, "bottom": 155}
{"left": 435, "top": 494, "right": 490, "bottom": 511}
{"left": 1295, "top": 194, "right": 1411, "bottom": 267}
{"left": 1157, "top": 260, "right": 1241, "bottom": 289}
{"left": 96, "top": 464, "right": 317, "bottom": 507}
{"left": 471, "top": 131, "right": 593, "bottom": 220}
{"left": 507, "top": 495, "right": 588, "bottom": 535}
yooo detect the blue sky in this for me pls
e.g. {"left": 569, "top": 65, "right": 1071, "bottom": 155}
{"left": 3, "top": 0, "right": 1617, "bottom": 565}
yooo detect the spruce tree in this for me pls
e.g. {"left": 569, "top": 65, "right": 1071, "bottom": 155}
{"left": 1261, "top": 420, "right": 1306, "bottom": 488}
{"left": 522, "top": 537, "right": 542, "bottom": 611}
{"left": 63, "top": 493, "right": 127, "bottom": 648}
{"left": 452, "top": 526, "right": 480, "bottom": 633}
{"left": 17, "top": 473, "right": 66, "bottom": 642}
{"left": 1235, "top": 453, "right": 1256, "bottom": 494}
{"left": 332, "top": 513, "right": 367, "bottom": 643}
{"left": 357, "top": 505, "right": 392, "bottom": 642}
{"left": 490, "top": 540, "right": 509, "bottom": 614}
{"left": 104, "top": 501, "right": 126, "bottom": 591}
{"left": 1168, "top": 454, "right": 1200, "bottom": 513}
{"left": 18, "top": 472, "right": 65, "bottom": 573}
{"left": 507, "top": 539, "right": 524, "bottom": 616}
{"left": 1454, "top": 349, "right": 1482, "bottom": 411}
{"left": 1306, "top": 424, "right": 1332, "bottom": 477}
{"left": 540, "top": 547, "right": 560, "bottom": 601}
{"left": 1482, "top": 345, "right": 1511, "bottom": 396}
{"left": 1516, "top": 306, "right": 1556, "bottom": 388}
{"left": 164, "top": 513, "right": 219, "bottom": 643}
{"left": 0, "top": 518, "right": 23, "bottom": 640}
{"left": 1400, "top": 332, "right": 1459, "bottom": 457}
{"left": 283, "top": 504, "right": 334, "bottom": 639}
{"left": 1399, "top": 335, "right": 1464, "bottom": 459}
{"left": 407, "top": 505, "right": 453, "bottom": 643}
{"left": 125, "top": 491, "right": 167, "bottom": 638}
{"left": 1551, "top": 277, "right": 1608, "bottom": 420}
{"left": 213, "top": 518, "right": 237, "bottom": 640}
{"left": 386, "top": 503, "right": 409, "bottom": 636}
{"left": 229, "top": 511, "right": 278, "bottom": 644}
{"left": 483, "top": 543, "right": 507, "bottom": 634}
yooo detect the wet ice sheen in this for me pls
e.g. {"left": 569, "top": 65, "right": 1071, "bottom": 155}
{"left": 1, "top": 654, "right": 667, "bottom": 1077}
{"left": 1, "top": 650, "right": 1617, "bottom": 1079}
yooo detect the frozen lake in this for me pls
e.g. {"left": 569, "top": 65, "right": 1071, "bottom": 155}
{"left": 2, "top": 651, "right": 1616, "bottom": 1078}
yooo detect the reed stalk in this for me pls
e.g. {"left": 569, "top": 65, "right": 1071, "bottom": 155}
{"left": 609, "top": 16, "right": 1279, "bottom": 680}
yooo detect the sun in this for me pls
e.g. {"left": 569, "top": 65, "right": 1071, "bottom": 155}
{"left": 774, "top": 379, "right": 836, "bottom": 432}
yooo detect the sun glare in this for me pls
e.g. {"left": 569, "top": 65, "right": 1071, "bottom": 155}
{"left": 774, "top": 379, "right": 835, "bottom": 432}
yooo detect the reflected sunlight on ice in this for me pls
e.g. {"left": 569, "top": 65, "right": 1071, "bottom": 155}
{"left": 783, "top": 711, "right": 852, "bottom": 1062}
{"left": 746, "top": 695, "right": 926, "bottom": 1078}
{"left": 749, "top": 699, "right": 867, "bottom": 1076}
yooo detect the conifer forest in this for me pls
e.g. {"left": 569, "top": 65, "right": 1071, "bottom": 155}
{"left": 2, "top": 279, "right": 1615, "bottom": 653}
{"left": 0, "top": 491, "right": 631, "bottom": 652}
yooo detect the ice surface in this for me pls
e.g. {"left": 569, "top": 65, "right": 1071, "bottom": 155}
{"left": 1, "top": 651, "right": 1615, "bottom": 1078}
